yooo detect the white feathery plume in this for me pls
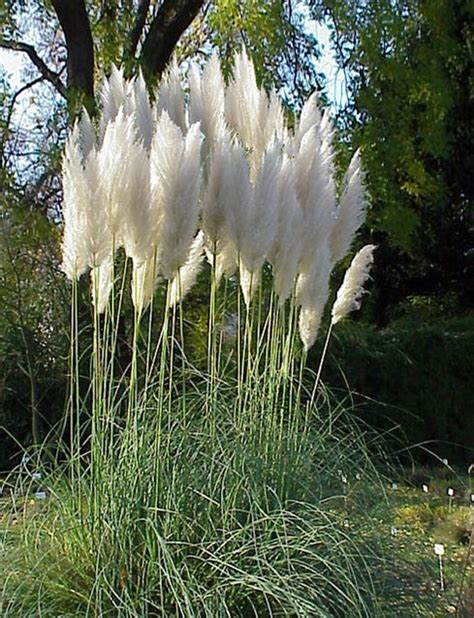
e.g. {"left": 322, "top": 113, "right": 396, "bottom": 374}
{"left": 155, "top": 60, "right": 187, "bottom": 132}
{"left": 269, "top": 156, "right": 304, "bottom": 303}
{"left": 246, "top": 144, "right": 281, "bottom": 265}
{"left": 217, "top": 241, "right": 239, "bottom": 281}
{"left": 206, "top": 135, "right": 253, "bottom": 283}
{"left": 150, "top": 112, "right": 203, "bottom": 279}
{"left": 189, "top": 53, "right": 226, "bottom": 156}
{"left": 218, "top": 138, "right": 253, "bottom": 261}
{"left": 293, "top": 118, "right": 337, "bottom": 272}
{"left": 91, "top": 258, "right": 113, "bottom": 314}
{"left": 296, "top": 244, "right": 332, "bottom": 351}
{"left": 117, "top": 141, "right": 151, "bottom": 265}
{"left": 319, "top": 110, "right": 336, "bottom": 160}
{"left": 149, "top": 111, "right": 182, "bottom": 271}
{"left": 205, "top": 240, "right": 239, "bottom": 282}
{"left": 239, "top": 265, "right": 261, "bottom": 308}
{"left": 299, "top": 305, "right": 324, "bottom": 353}
{"left": 331, "top": 244, "right": 376, "bottom": 325}
{"left": 132, "top": 71, "right": 154, "bottom": 150}
{"left": 202, "top": 126, "right": 232, "bottom": 247}
{"left": 239, "top": 140, "right": 281, "bottom": 275}
{"left": 131, "top": 251, "right": 160, "bottom": 312}
{"left": 317, "top": 108, "right": 337, "bottom": 223}
{"left": 296, "top": 244, "right": 332, "bottom": 308}
{"left": 61, "top": 128, "right": 89, "bottom": 279}
{"left": 169, "top": 231, "right": 205, "bottom": 306}
{"left": 330, "top": 149, "right": 367, "bottom": 266}
{"left": 61, "top": 126, "right": 111, "bottom": 279}
{"left": 263, "top": 90, "right": 285, "bottom": 157}
{"left": 225, "top": 49, "right": 284, "bottom": 177}
{"left": 225, "top": 48, "right": 259, "bottom": 146}
{"left": 98, "top": 65, "right": 134, "bottom": 138}
{"left": 294, "top": 92, "right": 322, "bottom": 149}
{"left": 225, "top": 140, "right": 281, "bottom": 305}
{"left": 293, "top": 125, "right": 316, "bottom": 211}
{"left": 81, "top": 148, "right": 113, "bottom": 266}
{"left": 77, "top": 109, "right": 96, "bottom": 160}
{"left": 98, "top": 108, "right": 137, "bottom": 241}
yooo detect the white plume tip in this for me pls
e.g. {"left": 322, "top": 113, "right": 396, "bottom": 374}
{"left": 331, "top": 244, "right": 376, "bottom": 325}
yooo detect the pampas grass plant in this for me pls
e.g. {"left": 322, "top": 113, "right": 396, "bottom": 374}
{"left": 0, "top": 50, "right": 387, "bottom": 617}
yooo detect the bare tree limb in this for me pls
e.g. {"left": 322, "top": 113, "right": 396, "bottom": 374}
{"left": 50, "top": 0, "right": 95, "bottom": 111}
{"left": 0, "top": 39, "right": 67, "bottom": 98}
{"left": 1, "top": 77, "right": 44, "bottom": 166}
{"left": 140, "top": 0, "right": 205, "bottom": 79}
{"left": 10, "top": 77, "right": 44, "bottom": 104}
{"left": 127, "top": 0, "right": 151, "bottom": 59}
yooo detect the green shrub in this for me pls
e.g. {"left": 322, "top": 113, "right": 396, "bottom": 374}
{"left": 309, "top": 314, "right": 474, "bottom": 464}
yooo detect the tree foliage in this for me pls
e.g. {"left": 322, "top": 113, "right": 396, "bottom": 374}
{"left": 312, "top": 0, "right": 473, "bottom": 320}
{"left": 206, "top": 0, "right": 322, "bottom": 108}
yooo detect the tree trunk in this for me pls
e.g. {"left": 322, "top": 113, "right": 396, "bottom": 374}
{"left": 51, "top": 0, "right": 95, "bottom": 114}
{"left": 141, "top": 0, "right": 204, "bottom": 80}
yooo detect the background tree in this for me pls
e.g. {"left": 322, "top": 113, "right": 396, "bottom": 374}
{"left": 312, "top": 0, "right": 473, "bottom": 323}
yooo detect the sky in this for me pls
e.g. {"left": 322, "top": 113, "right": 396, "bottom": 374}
{"left": 308, "top": 20, "right": 347, "bottom": 111}
{"left": 1, "top": 47, "right": 24, "bottom": 89}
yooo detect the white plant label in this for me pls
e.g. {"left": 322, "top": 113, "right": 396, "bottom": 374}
{"left": 434, "top": 543, "right": 445, "bottom": 556}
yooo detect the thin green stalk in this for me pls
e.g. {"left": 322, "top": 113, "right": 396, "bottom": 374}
{"left": 309, "top": 322, "right": 334, "bottom": 410}
{"left": 168, "top": 288, "right": 178, "bottom": 424}
{"left": 68, "top": 276, "right": 80, "bottom": 488}
{"left": 152, "top": 282, "right": 171, "bottom": 510}
{"left": 91, "top": 266, "right": 103, "bottom": 531}
{"left": 240, "top": 270, "right": 255, "bottom": 432}
{"left": 177, "top": 272, "right": 187, "bottom": 419}
{"left": 216, "top": 275, "right": 228, "bottom": 381}
{"left": 143, "top": 246, "right": 159, "bottom": 396}
{"left": 105, "top": 255, "right": 129, "bottom": 416}
{"left": 207, "top": 244, "right": 218, "bottom": 436}
{"left": 236, "top": 259, "right": 243, "bottom": 408}
{"left": 99, "top": 237, "right": 115, "bottom": 463}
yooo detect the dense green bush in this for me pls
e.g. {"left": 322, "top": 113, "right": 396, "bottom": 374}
{"left": 0, "top": 208, "right": 69, "bottom": 472}
{"left": 310, "top": 313, "right": 474, "bottom": 465}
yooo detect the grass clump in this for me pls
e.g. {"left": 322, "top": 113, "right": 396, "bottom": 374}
{"left": 1, "top": 387, "right": 387, "bottom": 617}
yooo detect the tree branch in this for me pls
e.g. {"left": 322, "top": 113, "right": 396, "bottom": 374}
{"left": 2, "top": 78, "right": 44, "bottom": 166}
{"left": 127, "top": 0, "right": 151, "bottom": 59}
{"left": 140, "top": 0, "right": 204, "bottom": 79}
{"left": 50, "top": 0, "right": 95, "bottom": 111}
{"left": 0, "top": 39, "right": 67, "bottom": 98}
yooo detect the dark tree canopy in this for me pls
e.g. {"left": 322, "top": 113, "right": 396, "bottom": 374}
{"left": 312, "top": 0, "right": 474, "bottom": 322}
